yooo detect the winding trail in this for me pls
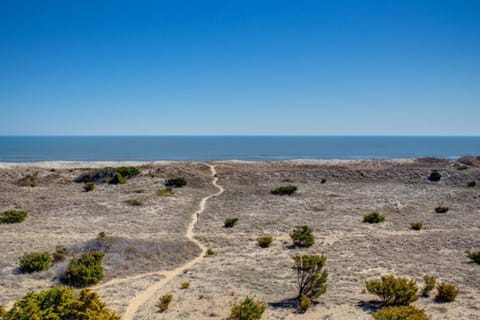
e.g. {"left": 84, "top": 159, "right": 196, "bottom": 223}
{"left": 120, "top": 163, "right": 224, "bottom": 320}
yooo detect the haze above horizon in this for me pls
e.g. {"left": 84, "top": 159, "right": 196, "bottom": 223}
{"left": 1, "top": 0, "right": 479, "bottom": 136}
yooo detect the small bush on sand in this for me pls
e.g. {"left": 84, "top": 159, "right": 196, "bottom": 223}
{"left": 422, "top": 275, "right": 436, "bottom": 297}
{"left": 52, "top": 246, "right": 68, "bottom": 263}
{"left": 109, "top": 172, "right": 126, "bottom": 185}
{"left": 257, "top": 236, "right": 273, "bottom": 248}
{"left": 229, "top": 296, "right": 266, "bottom": 320}
{"left": 271, "top": 185, "right": 297, "bottom": 195}
{"left": 410, "top": 222, "right": 423, "bottom": 230}
{"left": 17, "top": 173, "right": 38, "bottom": 187}
{"left": 1, "top": 286, "right": 120, "bottom": 319}
{"left": 466, "top": 250, "right": 480, "bottom": 264}
{"left": 428, "top": 170, "right": 441, "bottom": 181}
{"left": 64, "top": 251, "right": 105, "bottom": 287}
{"left": 363, "top": 212, "right": 385, "bottom": 224}
{"left": 83, "top": 182, "right": 95, "bottom": 192}
{"left": 124, "top": 199, "right": 142, "bottom": 206}
{"left": 321, "top": 178, "right": 327, "bottom": 184}
{"left": 19, "top": 252, "right": 52, "bottom": 273}
{"left": 290, "top": 225, "right": 315, "bottom": 247}
{"left": 224, "top": 217, "right": 239, "bottom": 228}
{"left": 298, "top": 295, "right": 312, "bottom": 313}
{"left": 434, "top": 206, "right": 449, "bottom": 213}
{"left": 157, "top": 294, "right": 173, "bottom": 313}
{"left": 181, "top": 281, "right": 190, "bottom": 289}
{"left": 0, "top": 210, "right": 28, "bottom": 223}
{"left": 165, "top": 177, "right": 187, "bottom": 188}
{"left": 292, "top": 255, "right": 328, "bottom": 301}
{"left": 157, "top": 187, "right": 174, "bottom": 196}
{"left": 467, "top": 181, "right": 476, "bottom": 187}
{"left": 115, "top": 166, "right": 140, "bottom": 178}
{"left": 372, "top": 306, "right": 430, "bottom": 320}
{"left": 365, "top": 275, "right": 418, "bottom": 306}
{"left": 435, "top": 282, "right": 458, "bottom": 302}
{"left": 206, "top": 248, "right": 214, "bottom": 256}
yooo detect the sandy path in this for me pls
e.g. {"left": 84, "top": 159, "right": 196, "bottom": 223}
{"left": 120, "top": 163, "right": 224, "bottom": 320}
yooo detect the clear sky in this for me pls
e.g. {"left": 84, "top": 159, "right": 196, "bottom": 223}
{"left": 0, "top": 0, "right": 479, "bottom": 135}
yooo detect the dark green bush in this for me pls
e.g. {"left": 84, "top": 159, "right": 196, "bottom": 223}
{"left": 52, "top": 246, "right": 68, "bottom": 263}
{"left": 435, "top": 282, "right": 458, "bottom": 302}
{"left": 434, "top": 206, "right": 449, "bottom": 213}
{"left": 109, "top": 172, "right": 126, "bottom": 185}
{"left": 363, "top": 212, "right": 385, "bottom": 223}
{"left": 292, "top": 255, "right": 328, "bottom": 300}
{"left": 157, "top": 294, "right": 173, "bottom": 313}
{"left": 290, "top": 225, "right": 315, "bottom": 247}
{"left": 422, "top": 275, "right": 436, "bottom": 297}
{"left": 19, "top": 252, "right": 52, "bottom": 273}
{"left": 467, "top": 181, "right": 476, "bottom": 187}
{"left": 365, "top": 275, "right": 418, "bottom": 306}
{"left": 115, "top": 166, "right": 140, "bottom": 178}
{"left": 165, "top": 177, "right": 187, "bottom": 188}
{"left": 1, "top": 286, "right": 120, "bottom": 319}
{"left": 257, "top": 236, "right": 273, "bottom": 248}
{"left": 75, "top": 167, "right": 139, "bottom": 184}
{"left": 271, "top": 185, "right": 297, "bottom": 195}
{"left": 466, "top": 250, "right": 480, "bottom": 264}
{"left": 0, "top": 210, "right": 28, "bottom": 224}
{"left": 83, "top": 182, "right": 95, "bottom": 192}
{"left": 224, "top": 218, "right": 239, "bottom": 228}
{"left": 372, "top": 306, "right": 430, "bottom": 320}
{"left": 428, "top": 170, "right": 441, "bottom": 181}
{"left": 229, "top": 296, "right": 266, "bottom": 320}
{"left": 409, "top": 222, "right": 423, "bottom": 230}
{"left": 64, "top": 251, "right": 105, "bottom": 287}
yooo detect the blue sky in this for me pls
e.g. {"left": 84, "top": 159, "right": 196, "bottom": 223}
{"left": 0, "top": 0, "right": 479, "bottom": 135}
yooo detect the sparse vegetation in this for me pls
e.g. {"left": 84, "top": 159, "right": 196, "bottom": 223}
{"left": 257, "top": 236, "right": 273, "bottom": 248}
{"left": 165, "top": 177, "right": 187, "bottom": 188}
{"left": 298, "top": 295, "right": 312, "bottom": 313}
{"left": 156, "top": 294, "right": 173, "bottom": 313}
{"left": 410, "top": 222, "right": 423, "bottom": 230}
{"left": 83, "top": 182, "right": 95, "bottom": 192}
{"left": 0, "top": 210, "right": 28, "bottom": 224}
{"left": 157, "top": 187, "right": 174, "bottom": 196}
{"left": 17, "top": 172, "right": 38, "bottom": 187}
{"left": 435, "top": 282, "right": 458, "bottom": 302}
{"left": 115, "top": 166, "right": 141, "bottom": 178}
{"left": 434, "top": 206, "right": 449, "bottom": 213}
{"left": 290, "top": 225, "right": 315, "bottom": 247}
{"left": 422, "top": 275, "right": 436, "bottom": 297}
{"left": 109, "top": 172, "right": 126, "bottom": 185}
{"left": 75, "top": 167, "right": 139, "bottom": 184}
{"left": 64, "top": 251, "right": 105, "bottom": 287}
{"left": 365, "top": 275, "right": 418, "bottom": 306}
{"left": 428, "top": 170, "right": 441, "bottom": 181}
{"left": 52, "top": 246, "right": 68, "bottom": 263}
{"left": 271, "top": 185, "right": 297, "bottom": 195}
{"left": 224, "top": 217, "right": 239, "bottom": 228}
{"left": 19, "top": 252, "right": 52, "bottom": 273}
{"left": 124, "top": 198, "right": 142, "bottom": 206}
{"left": 466, "top": 250, "right": 480, "bottom": 264}
{"left": 0, "top": 286, "right": 120, "bottom": 319}
{"left": 363, "top": 212, "right": 385, "bottom": 223}
{"left": 292, "top": 255, "right": 328, "bottom": 301}
{"left": 181, "top": 281, "right": 190, "bottom": 289}
{"left": 372, "top": 306, "right": 430, "bottom": 320}
{"left": 229, "top": 296, "right": 266, "bottom": 320}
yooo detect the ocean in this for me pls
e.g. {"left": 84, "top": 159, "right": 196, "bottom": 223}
{"left": 0, "top": 136, "right": 479, "bottom": 162}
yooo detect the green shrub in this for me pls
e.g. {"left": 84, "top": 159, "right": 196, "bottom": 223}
{"left": 224, "top": 217, "right": 239, "bottom": 228}
{"left": 83, "top": 182, "right": 95, "bottom": 192}
{"left": 363, "top": 212, "right": 385, "bottom": 223}
{"left": 229, "top": 296, "right": 266, "bottom": 320}
{"left": 124, "top": 199, "right": 142, "bottom": 206}
{"left": 292, "top": 255, "right": 328, "bottom": 300}
{"left": 365, "top": 275, "right": 418, "bottom": 306}
{"left": 422, "top": 275, "right": 436, "bottom": 297}
{"left": 206, "top": 248, "right": 214, "bottom": 256}
{"left": 19, "top": 252, "right": 52, "bottom": 273}
{"left": 165, "top": 177, "right": 187, "bottom": 188}
{"left": 467, "top": 181, "right": 476, "bottom": 187}
{"left": 0, "top": 210, "right": 28, "bottom": 224}
{"left": 434, "top": 206, "right": 449, "bottom": 213}
{"left": 180, "top": 281, "right": 190, "bottom": 289}
{"left": 1, "top": 286, "right": 120, "bottom": 319}
{"left": 298, "top": 295, "right": 312, "bottom": 313}
{"left": 435, "top": 282, "right": 458, "bottom": 302}
{"left": 52, "top": 246, "right": 68, "bottom": 263}
{"left": 372, "top": 306, "right": 430, "bottom": 320}
{"left": 109, "top": 172, "right": 126, "bottom": 185}
{"left": 157, "top": 187, "right": 174, "bottom": 196}
{"left": 64, "top": 251, "right": 105, "bottom": 287}
{"left": 157, "top": 294, "right": 173, "bottom": 313}
{"left": 271, "top": 185, "right": 297, "bottom": 196}
{"left": 466, "top": 250, "right": 480, "bottom": 264}
{"left": 409, "top": 222, "right": 423, "bottom": 230}
{"left": 115, "top": 166, "right": 140, "bottom": 178}
{"left": 257, "top": 236, "right": 273, "bottom": 248}
{"left": 428, "top": 170, "right": 441, "bottom": 181}
{"left": 290, "top": 225, "right": 315, "bottom": 247}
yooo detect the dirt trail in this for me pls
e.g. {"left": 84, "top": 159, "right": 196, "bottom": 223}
{"left": 120, "top": 163, "right": 224, "bottom": 320}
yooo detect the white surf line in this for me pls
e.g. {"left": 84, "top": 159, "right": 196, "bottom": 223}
{"left": 122, "top": 163, "right": 224, "bottom": 320}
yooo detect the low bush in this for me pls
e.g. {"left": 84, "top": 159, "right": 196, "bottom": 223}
{"left": 157, "top": 187, "right": 174, "bottom": 196}
{"left": 435, "top": 282, "right": 458, "bottom": 302}
{"left": 434, "top": 206, "right": 449, "bottom": 213}
{"left": 19, "top": 252, "right": 52, "bottom": 273}
{"left": 0, "top": 210, "right": 28, "bottom": 223}
{"left": 124, "top": 199, "right": 142, "bottom": 206}
{"left": 115, "top": 166, "right": 141, "bottom": 178}
{"left": 83, "top": 182, "right": 95, "bottom": 192}
{"left": 363, "top": 212, "right": 385, "bottom": 224}
{"left": 372, "top": 306, "right": 430, "bottom": 320}
{"left": 181, "top": 281, "right": 190, "bottom": 289}
{"left": 409, "top": 222, "right": 423, "bottom": 230}
{"left": 257, "top": 236, "right": 273, "bottom": 248}
{"left": 206, "top": 248, "right": 214, "bottom": 256}
{"left": 292, "top": 255, "right": 328, "bottom": 300}
{"left": 467, "top": 181, "right": 476, "bottom": 187}
{"left": 165, "top": 177, "right": 187, "bottom": 188}
{"left": 52, "top": 246, "right": 68, "bottom": 263}
{"left": 271, "top": 185, "right": 297, "bottom": 196}
{"left": 290, "top": 225, "right": 315, "bottom": 247}
{"left": 298, "top": 295, "right": 312, "bottom": 313}
{"left": 428, "top": 170, "right": 441, "bottom": 181}
{"left": 422, "top": 275, "right": 436, "bottom": 297}
{"left": 0, "top": 286, "right": 120, "bottom": 319}
{"left": 224, "top": 217, "right": 239, "bottom": 228}
{"left": 64, "top": 251, "right": 105, "bottom": 287}
{"left": 229, "top": 296, "right": 266, "bottom": 320}
{"left": 466, "top": 250, "right": 480, "bottom": 264}
{"left": 157, "top": 294, "right": 173, "bottom": 313}
{"left": 109, "top": 172, "right": 126, "bottom": 185}
{"left": 365, "top": 275, "right": 418, "bottom": 306}
{"left": 17, "top": 173, "right": 38, "bottom": 187}
{"left": 75, "top": 167, "right": 139, "bottom": 184}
